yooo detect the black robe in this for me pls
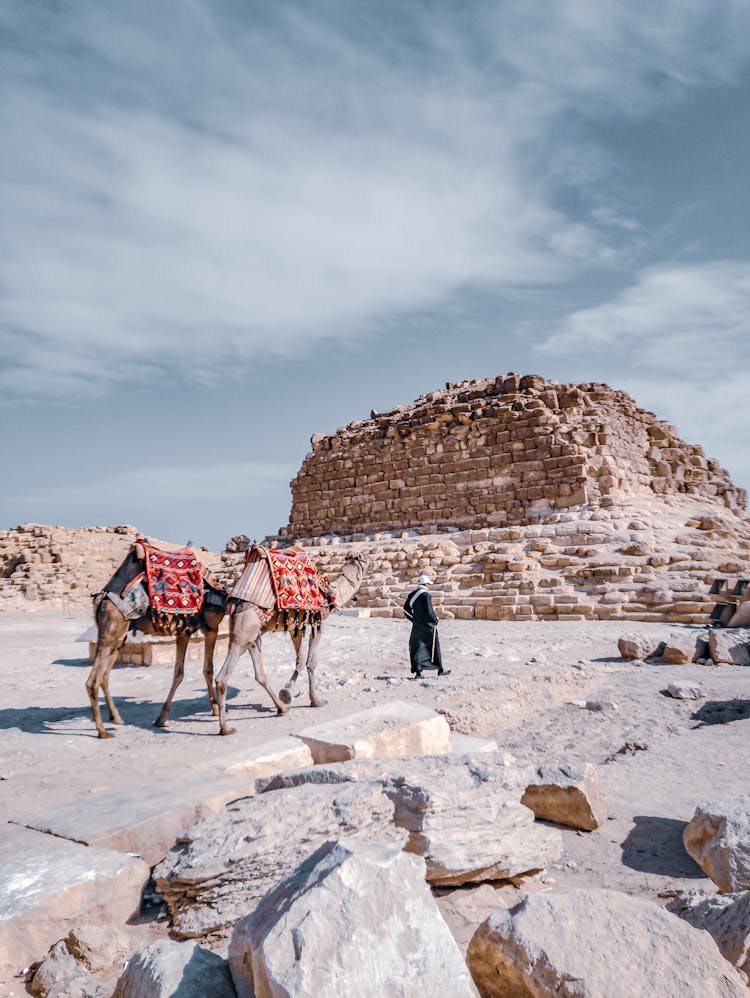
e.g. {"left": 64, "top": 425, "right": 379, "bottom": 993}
{"left": 403, "top": 587, "right": 443, "bottom": 674}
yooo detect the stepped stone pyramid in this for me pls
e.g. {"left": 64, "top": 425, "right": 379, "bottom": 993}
{"left": 248, "top": 373, "right": 750, "bottom": 624}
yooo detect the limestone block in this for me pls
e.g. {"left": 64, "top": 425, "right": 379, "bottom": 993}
{"left": 684, "top": 796, "right": 750, "bottom": 891}
{"left": 210, "top": 736, "right": 314, "bottom": 785}
{"left": 450, "top": 734, "right": 498, "bottom": 754}
{"left": 0, "top": 825, "right": 148, "bottom": 982}
{"left": 661, "top": 630, "right": 701, "bottom": 664}
{"left": 154, "top": 782, "right": 404, "bottom": 939}
{"left": 708, "top": 628, "right": 750, "bottom": 666}
{"left": 521, "top": 762, "right": 607, "bottom": 831}
{"left": 113, "top": 940, "right": 235, "bottom": 998}
{"left": 15, "top": 772, "right": 255, "bottom": 867}
{"left": 467, "top": 888, "right": 746, "bottom": 998}
{"left": 617, "top": 632, "right": 664, "bottom": 660}
{"left": 229, "top": 838, "right": 479, "bottom": 998}
{"left": 668, "top": 889, "right": 750, "bottom": 982}
{"left": 295, "top": 700, "right": 451, "bottom": 763}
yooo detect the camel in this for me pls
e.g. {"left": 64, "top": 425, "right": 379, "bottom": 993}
{"left": 85, "top": 543, "right": 227, "bottom": 739}
{"left": 215, "top": 552, "right": 369, "bottom": 736}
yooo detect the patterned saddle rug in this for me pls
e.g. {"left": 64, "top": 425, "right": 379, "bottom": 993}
{"left": 231, "top": 544, "right": 334, "bottom": 618}
{"left": 141, "top": 540, "right": 204, "bottom": 614}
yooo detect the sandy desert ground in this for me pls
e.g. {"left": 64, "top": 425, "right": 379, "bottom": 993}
{"left": 2, "top": 608, "right": 750, "bottom": 990}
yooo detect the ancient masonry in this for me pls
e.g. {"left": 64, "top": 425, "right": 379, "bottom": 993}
{"left": 254, "top": 373, "right": 750, "bottom": 624}
{"left": 2, "top": 374, "right": 750, "bottom": 625}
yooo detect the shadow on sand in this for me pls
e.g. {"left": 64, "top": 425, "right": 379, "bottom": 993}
{"left": 621, "top": 815, "right": 704, "bottom": 879}
{"left": 0, "top": 688, "right": 242, "bottom": 736}
{"left": 691, "top": 699, "right": 750, "bottom": 728}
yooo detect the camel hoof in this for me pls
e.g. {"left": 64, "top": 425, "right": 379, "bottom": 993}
{"left": 279, "top": 688, "right": 292, "bottom": 705}
{"left": 276, "top": 703, "right": 289, "bottom": 715}
{"left": 98, "top": 729, "right": 115, "bottom": 740}
{"left": 219, "top": 726, "right": 237, "bottom": 737}
{"left": 109, "top": 715, "right": 124, "bottom": 725}
{"left": 311, "top": 699, "right": 328, "bottom": 708}
{"left": 153, "top": 716, "right": 168, "bottom": 728}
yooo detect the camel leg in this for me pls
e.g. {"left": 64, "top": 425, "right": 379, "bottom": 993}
{"left": 203, "top": 628, "right": 219, "bottom": 715}
{"left": 279, "top": 626, "right": 305, "bottom": 706}
{"left": 215, "top": 641, "right": 243, "bottom": 736}
{"left": 305, "top": 622, "right": 327, "bottom": 708}
{"left": 86, "top": 645, "right": 120, "bottom": 739}
{"left": 101, "top": 670, "right": 124, "bottom": 724}
{"left": 153, "top": 632, "right": 189, "bottom": 727}
{"left": 248, "top": 638, "right": 289, "bottom": 716}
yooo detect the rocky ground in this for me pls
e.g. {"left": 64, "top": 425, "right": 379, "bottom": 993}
{"left": 2, "top": 609, "right": 750, "bottom": 994}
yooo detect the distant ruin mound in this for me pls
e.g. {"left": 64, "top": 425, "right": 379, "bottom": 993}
{"left": 286, "top": 373, "right": 744, "bottom": 540}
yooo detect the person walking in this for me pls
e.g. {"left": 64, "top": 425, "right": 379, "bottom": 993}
{"left": 403, "top": 574, "right": 447, "bottom": 678}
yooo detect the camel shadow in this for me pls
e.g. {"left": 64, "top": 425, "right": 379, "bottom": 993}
{"left": 621, "top": 816, "right": 704, "bottom": 879}
{"left": 691, "top": 699, "right": 750, "bottom": 728}
{"left": 0, "top": 689, "right": 241, "bottom": 736}
{"left": 53, "top": 657, "right": 93, "bottom": 668}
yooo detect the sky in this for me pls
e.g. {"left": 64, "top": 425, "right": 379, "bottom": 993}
{"left": 2, "top": 0, "right": 749, "bottom": 551}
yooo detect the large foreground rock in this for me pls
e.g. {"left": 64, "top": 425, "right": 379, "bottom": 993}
{"left": 154, "top": 782, "right": 404, "bottom": 938}
{"left": 467, "top": 888, "right": 746, "bottom": 997}
{"left": 0, "top": 825, "right": 148, "bottom": 981}
{"left": 295, "top": 700, "right": 451, "bottom": 762}
{"left": 661, "top": 630, "right": 700, "bottom": 664}
{"left": 261, "top": 752, "right": 561, "bottom": 886}
{"left": 683, "top": 796, "right": 750, "bottom": 891}
{"left": 708, "top": 627, "right": 750, "bottom": 666}
{"left": 209, "top": 735, "right": 314, "bottom": 780}
{"left": 668, "top": 889, "right": 750, "bottom": 982}
{"left": 229, "top": 838, "right": 479, "bottom": 998}
{"left": 113, "top": 939, "right": 236, "bottom": 997}
{"left": 521, "top": 763, "right": 607, "bottom": 831}
{"left": 15, "top": 771, "right": 255, "bottom": 866}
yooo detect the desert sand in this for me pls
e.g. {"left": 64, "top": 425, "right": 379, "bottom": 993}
{"left": 2, "top": 607, "right": 749, "bottom": 990}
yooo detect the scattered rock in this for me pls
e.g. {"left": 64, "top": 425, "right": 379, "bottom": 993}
{"left": 0, "top": 825, "right": 148, "bottom": 981}
{"left": 618, "top": 633, "right": 664, "bottom": 660}
{"left": 666, "top": 682, "right": 704, "bottom": 700}
{"left": 669, "top": 889, "right": 750, "bottom": 982}
{"left": 229, "top": 838, "right": 479, "bottom": 998}
{"left": 65, "top": 923, "right": 130, "bottom": 973}
{"left": 521, "top": 762, "right": 607, "bottom": 831}
{"left": 683, "top": 796, "right": 750, "bottom": 891}
{"left": 661, "top": 631, "right": 701, "bottom": 664}
{"left": 154, "top": 782, "right": 404, "bottom": 939}
{"left": 112, "top": 939, "right": 235, "bottom": 998}
{"left": 585, "top": 699, "right": 617, "bottom": 712}
{"left": 295, "top": 700, "right": 451, "bottom": 763}
{"left": 466, "top": 888, "right": 746, "bottom": 997}
{"left": 29, "top": 940, "right": 98, "bottom": 998}
{"left": 708, "top": 628, "right": 750, "bottom": 667}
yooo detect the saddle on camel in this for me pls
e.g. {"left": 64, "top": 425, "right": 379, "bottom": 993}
{"left": 214, "top": 543, "right": 368, "bottom": 736}
{"left": 86, "top": 538, "right": 228, "bottom": 739}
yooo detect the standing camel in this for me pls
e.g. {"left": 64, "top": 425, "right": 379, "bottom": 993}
{"left": 215, "top": 553, "right": 369, "bottom": 736}
{"left": 86, "top": 544, "right": 227, "bottom": 739}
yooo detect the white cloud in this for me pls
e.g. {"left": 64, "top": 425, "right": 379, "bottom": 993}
{"left": 536, "top": 259, "right": 750, "bottom": 495}
{"left": 2, "top": 2, "right": 750, "bottom": 399}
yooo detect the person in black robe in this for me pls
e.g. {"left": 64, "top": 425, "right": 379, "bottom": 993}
{"left": 403, "top": 574, "right": 446, "bottom": 678}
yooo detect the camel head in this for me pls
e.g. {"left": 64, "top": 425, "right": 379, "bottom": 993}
{"left": 333, "top": 552, "right": 369, "bottom": 606}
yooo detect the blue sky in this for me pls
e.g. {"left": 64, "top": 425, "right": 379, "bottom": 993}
{"left": 2, "top": 1, "right": 749, "bottom": 550}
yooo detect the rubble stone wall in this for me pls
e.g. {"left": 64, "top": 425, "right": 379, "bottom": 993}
{"left": 286, "top": 374, "right": 744, "bottom": 540}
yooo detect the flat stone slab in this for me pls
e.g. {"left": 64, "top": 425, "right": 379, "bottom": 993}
{"left": 0, "top": 824, "right": 148, "bottom": 981}
{"left": 14, "top": 771, "right": 255, "bottom": 867}
{"left": 208, "top": 736, "right": 314, "bottom": 786}
{"left": 451, "top": 734, "right": 498, "bottom": 754}
{"left": 294, "top": 700, "right": 451, "bottom": 763}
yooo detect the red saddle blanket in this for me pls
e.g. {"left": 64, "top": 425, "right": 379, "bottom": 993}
{"left": 231, "top": 545, "right": 333, "bottom": 613}
{"left": 141, "top": 541, "right": 204, "bottom": 614}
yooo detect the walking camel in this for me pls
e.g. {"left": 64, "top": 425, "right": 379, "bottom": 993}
{"left": 86, "top": 542, "right": 227, "bottom": 739}
{"left": 215, "top": 552, "right": 369, "bottom": 735}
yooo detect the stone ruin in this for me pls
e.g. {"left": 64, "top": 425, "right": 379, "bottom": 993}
{"left": 251, "top": 373, "right": 750, "bottom": 625}
{"left": 2, "top": 374, "right": 749, "bottom": 626}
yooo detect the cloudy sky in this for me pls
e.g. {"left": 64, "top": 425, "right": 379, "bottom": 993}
{"left": 2, "top": 0, "right": 749, "bottom": 550}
